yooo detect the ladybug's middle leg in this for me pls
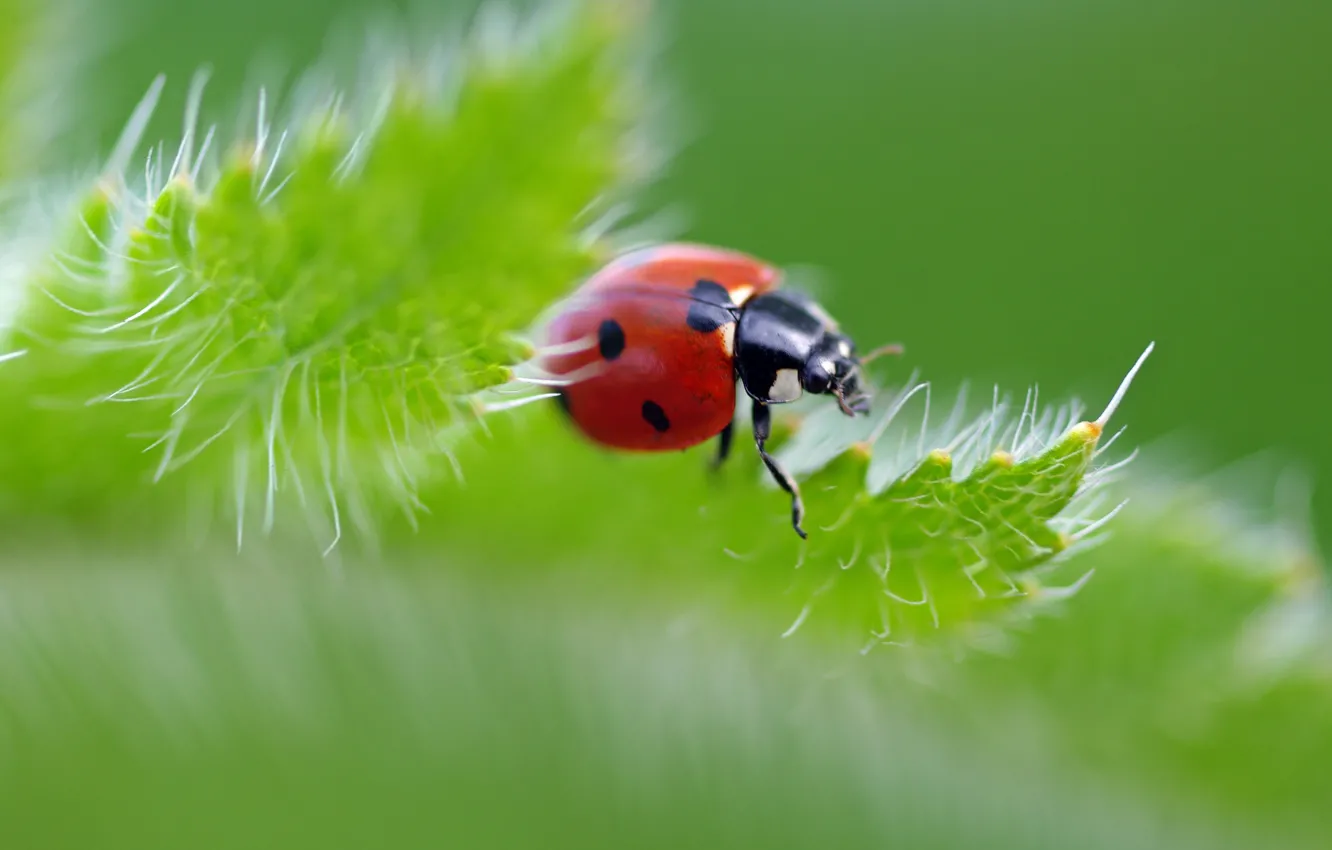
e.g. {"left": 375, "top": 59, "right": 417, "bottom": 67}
{"left": 751, "top": 400, "right": 807, "bottom": 539}
{"left": 711, "top": 420, "right": 734, "bottom": 470}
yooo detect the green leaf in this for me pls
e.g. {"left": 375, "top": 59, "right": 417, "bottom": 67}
{"left": 0, "top": 0, "right": 653, "bottom": 543}
{"left": 712, "top": 343, "right": 1154, "bottom": 650}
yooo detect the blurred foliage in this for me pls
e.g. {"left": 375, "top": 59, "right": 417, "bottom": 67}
{"left": 0, "top": 0, "right": 33, "bottom": 177}
{"left": 0, "top": 0, "right": 1329, "bottom": 848}
{"left": 0, "top": 0, "right": 649, "bottom": 536}
{"left": 0, "top": 426, "right": 1328, "bottom": 848}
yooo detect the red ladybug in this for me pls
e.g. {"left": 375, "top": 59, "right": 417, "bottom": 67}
{"left": 539, "top": 243, "right": 899, "bottom": 538}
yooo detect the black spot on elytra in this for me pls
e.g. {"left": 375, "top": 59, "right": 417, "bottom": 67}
{"left": 641, "top": 400, "right": 670, "bottom": 433}
{"left": 690, "top": 279, "right": 732, "bottom": 304}
{"left": 686, "top": 279, "right": 737, "bottom": 333}
{"left": 597, "top": 318, "right": 626, "bottom": 360}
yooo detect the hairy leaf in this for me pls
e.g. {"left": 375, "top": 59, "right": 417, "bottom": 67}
{"left": 0, "top": 0, "right": 653, "bottom": 544}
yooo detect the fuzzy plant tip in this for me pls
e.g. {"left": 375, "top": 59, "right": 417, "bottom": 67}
{"left": 765, "top": 342, "right": 1156, "bottom": 653}
{"left": 0, "top": 0, "right": 657, "bottom": 549}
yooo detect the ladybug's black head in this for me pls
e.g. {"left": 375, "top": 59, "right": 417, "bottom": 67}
{"left": 800, "top": 331, "right": 872, "bottom": 417}
{"left": 734, "top": 290, "right": 884, "bottom": 417}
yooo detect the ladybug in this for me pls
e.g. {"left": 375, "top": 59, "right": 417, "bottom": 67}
{"left": 538, "top": 243, "right": 900, "bottom": 538}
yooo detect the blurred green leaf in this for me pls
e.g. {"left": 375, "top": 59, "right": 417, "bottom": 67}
{"left": 0, "top": 469, "right": 1327, "bottom": 848}
{"left": 0, "top": 0, "right": 652, "bottom": 542}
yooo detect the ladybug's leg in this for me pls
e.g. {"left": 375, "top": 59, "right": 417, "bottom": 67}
{"left": 711, "top": 420, "right": 735, "bottom": 470}
{"left": 751, "top": 400, "right": 807, "bottom": 539}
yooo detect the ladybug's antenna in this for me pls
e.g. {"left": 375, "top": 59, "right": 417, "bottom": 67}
{"left": 860, "top": 343, "right": 904, "bottom": 365}
{"left": 838, "top": 343, "right": 902, "bottom": 416}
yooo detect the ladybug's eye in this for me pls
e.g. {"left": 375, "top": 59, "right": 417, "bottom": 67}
{"left": 803, "top": 357, "right": 834, "bottom": 395}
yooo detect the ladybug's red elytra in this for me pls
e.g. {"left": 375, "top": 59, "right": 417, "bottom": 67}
{"left": 539, "top": 242, "right": 900, "bottom": 538}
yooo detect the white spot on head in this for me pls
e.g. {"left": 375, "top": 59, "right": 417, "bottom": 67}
{"left": 819, "top": 358, "right": 836, "bottom": 375}
{"left": 720, "top": 323, "right": 736, "bottom": 356}
{"left": 769, "top": 369, "right": 803, "bottom": 402}
{"left": 838, "top": 341, "right": 852, "bottom": 357}
{"left": 729, "top": 285, "right": 755, "bottom": 305}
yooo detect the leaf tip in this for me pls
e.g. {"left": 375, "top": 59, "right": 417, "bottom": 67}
{"left": 1070, "top": 420, "right": 1103, "bottom": 442}
{"left": 227, "top": 141, "right": 260, "bottom": 174}
{"left": 1094, "top": 340, "right": 1155, "bottom": 429}
{"left": 1052, "top": 531, "right": 1073, "bottom": 553}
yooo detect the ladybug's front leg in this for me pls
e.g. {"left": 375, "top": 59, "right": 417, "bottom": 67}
{"left": 751, "top": 400, "right": 807, "bottom": 539}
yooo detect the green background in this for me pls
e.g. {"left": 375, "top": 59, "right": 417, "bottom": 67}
{"left": 48, "top": 0, "right": 1332, "bottom": 543}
